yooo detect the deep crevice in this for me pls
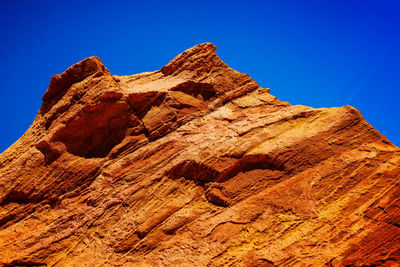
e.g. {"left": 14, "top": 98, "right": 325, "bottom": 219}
{"left": 170, "top": 81, "right": 217, "bottom": 101}
{"left": 167, "top": 160, "right": 220, "bottom": 186}
{"left": 217, "top": 154, "right": 285, "bottom": 182}
{"left": 51, "top": 101, "right": 138, "bottom": 158}
{"left": 3, "top": 260, "right": 47, "bottom": 267}
{"left": 127, "top": 92, "right": 166, "bottom": 119}
{"left": 1, "top": 189, "right": 38, "bottom": 205}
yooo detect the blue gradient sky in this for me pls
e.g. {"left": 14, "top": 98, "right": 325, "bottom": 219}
{"left": 1, "top": 0, "right": 399, "bottom": 152}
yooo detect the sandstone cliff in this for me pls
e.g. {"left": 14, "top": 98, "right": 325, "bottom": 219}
{"left": 0, "top": 43, "right": 399, "bottom": 266}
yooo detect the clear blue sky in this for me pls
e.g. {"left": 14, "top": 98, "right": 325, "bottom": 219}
{"left": 1, "top": 0, "right": 399, "bottom": 152}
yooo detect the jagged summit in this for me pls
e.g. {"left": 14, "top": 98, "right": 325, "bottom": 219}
{"left": 42, "top": 56, "right": 108, "bottom": 101}
{"left": 0, "top": 44, "right": 400, "bottom": 266}
{"left": 161, "top": 42, "right": 227, "bottom": 76}
{"left": 34, "top": 43, "right": 263, "bottom": 161}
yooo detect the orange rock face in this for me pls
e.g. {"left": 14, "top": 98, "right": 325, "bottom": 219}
{"left": 0, "top": 43, "right": 400, "bottom": 266}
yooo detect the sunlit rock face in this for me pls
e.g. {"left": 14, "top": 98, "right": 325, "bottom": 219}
{"left": 0, "top": 43, "right": 399, "bottom": 266}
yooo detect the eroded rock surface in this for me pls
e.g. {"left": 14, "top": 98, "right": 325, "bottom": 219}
{"left": 0, "top": 43, "right": 399, "bottom": 266}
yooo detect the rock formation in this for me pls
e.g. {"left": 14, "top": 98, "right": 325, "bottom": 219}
{"left": 0, "top": 43, "right": 399, "bottom": 266}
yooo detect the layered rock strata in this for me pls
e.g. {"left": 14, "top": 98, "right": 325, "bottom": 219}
{"left": 0, "top": 43, "right": 399, "bottom": 266}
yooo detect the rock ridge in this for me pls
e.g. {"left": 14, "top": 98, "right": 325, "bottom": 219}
{"left": 0, "top": 43, "right": 399, "bottom": 266}
{"left": 42, "top": 56, "right": 108, "bottom": 102}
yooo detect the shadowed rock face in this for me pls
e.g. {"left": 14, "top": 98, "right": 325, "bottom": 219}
{"left": 0, "top": 43, "right": 399, "bottom": 266}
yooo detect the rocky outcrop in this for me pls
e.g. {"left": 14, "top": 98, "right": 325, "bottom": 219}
{"left": 0, "top": 43, "right": 399, "bottom": 266}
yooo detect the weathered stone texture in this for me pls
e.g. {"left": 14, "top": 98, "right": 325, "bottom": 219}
{"left": 0, "top": 43, "right": 399, "bottom": 266}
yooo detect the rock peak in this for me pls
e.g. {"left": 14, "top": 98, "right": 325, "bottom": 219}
{"left": 161, "top": 42, "right": 227, "bottom": 76}
{"left": 183, "top": 42, "right": 217, "bottom": 54}
{"left": 1, "top": 44, "right": 400, "bottom": 267}
{"left": 42, "top": 56, "right": 108, "bottom": 102}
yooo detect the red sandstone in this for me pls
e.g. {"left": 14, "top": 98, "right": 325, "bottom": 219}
{"left": 0, "top": 43, "right": 399, "bottom": 266}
